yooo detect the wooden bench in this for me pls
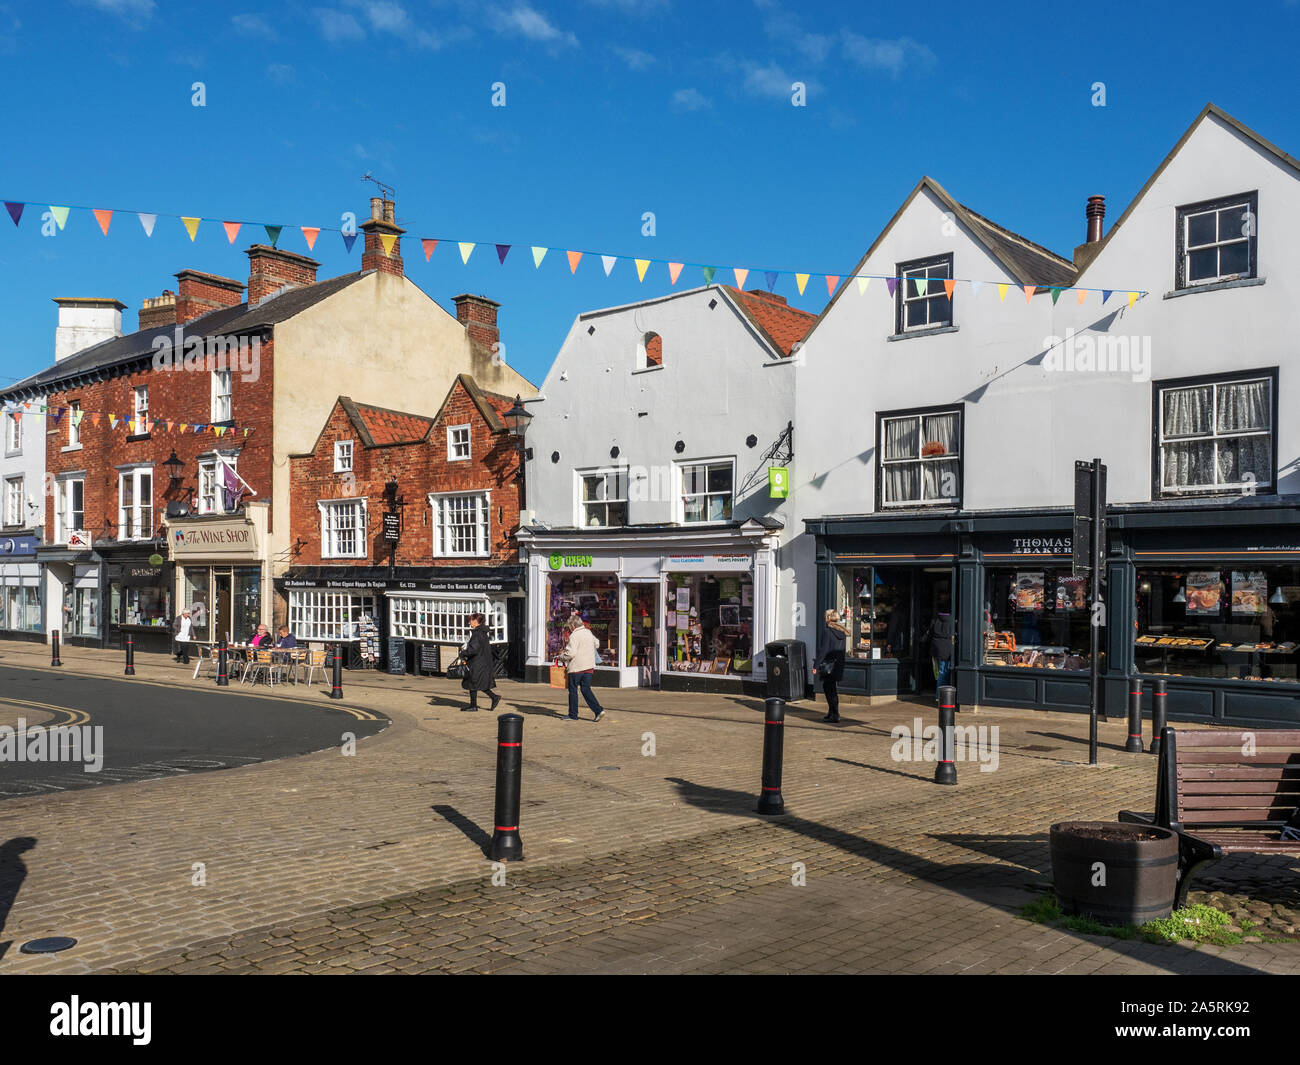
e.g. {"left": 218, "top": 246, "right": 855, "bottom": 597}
{"left": 1120, "top": 726, "right": 1300, "bottom": 907}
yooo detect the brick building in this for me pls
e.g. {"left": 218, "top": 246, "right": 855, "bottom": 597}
{"left": 0, "top": 196, "right": 535, "bottom": 652}
{"left": 282, "top": 375, "right": 526, "bottom": 675}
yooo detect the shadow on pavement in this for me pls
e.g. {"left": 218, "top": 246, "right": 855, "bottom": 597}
{"left": 825, "top": 755, "right": 932, "bottom": 784}
{"left": 0, "top": 836, "right": 37, "bottom": 962}
{"left": 432, "top": 805, "right": 491, "bottom": 857}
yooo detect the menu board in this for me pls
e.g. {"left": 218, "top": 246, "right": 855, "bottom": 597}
{"left": 1185, "top": 571, "right": 1223, "bottom": 615}
{"left": 1231, "top": 571, "right": 1268, "bottom": 616}
{"left": 1014, "top": 572, "right": 1044, "bottom": 612}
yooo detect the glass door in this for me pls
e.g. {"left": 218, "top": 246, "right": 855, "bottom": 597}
{"left": 214, "top": 571, "right": 233, "bottom": 643}
{"left": 624, "top": 581, "right": 660, "bottom": 687}
{"left": 915, "top": 567, "right": 954, "bottom": 695}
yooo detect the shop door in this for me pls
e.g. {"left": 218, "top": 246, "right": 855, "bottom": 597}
{"left": 214, "top": 573, "right": 233, "bottom": 643}
{"left": 624, "top": 582, "right": 660, "bottom": 687}
{"left": 914, "top": 568, "right": 954, "bottom": 695}
{"left": 873, "top": 566, "right": 917, "bottom": 695}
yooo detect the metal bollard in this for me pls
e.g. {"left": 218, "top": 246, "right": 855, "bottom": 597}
{"left": 934, "top": 685, "right": 957, "bottom": 785}
{"left": 1149, "top": 678, "right": 1167, "bottom": 756}
{"left": 329, "top": 644, "right": 344, "bottom": 700}
{"left": 1125, "top": 679, "right": 1144, "bottom": 752}
{"left": 216, "top": 639, "right": 229, "bottom": 687}
{"left": 757, "top": 696, "right": 786, "bottom": 815}
{"left": 124, "top": 634, "right": 136, "bottom": 676}
{"left": 489, "top": 713, "right": 524, "bottom": 861}
{"left": 50, "top": 630, "right": 62, "bottom": 667}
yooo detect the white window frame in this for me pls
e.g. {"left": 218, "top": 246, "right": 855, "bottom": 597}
{"left": 197, "top": 454, "right": 238, "bottom": 515}
{"left": 4, "top": 411, "right": 20, "bottom": 455}
{"left": 334, "top": 440, "right": 354, "bottom": 473}
{"left": 879, "top": 408, "right": 963, "bottom": 508}
{"left": 429, "top": 491, "right": 491, "bottom": 558}
{"left": 1178, "top": 194, "right": 1255, "bottom": 288}
{"left": 133, "top": 385, "right": 150, "bottom": 434}
{"left": 212, "top": 369, "right": 233, "bottom": 424}
{"left": 319, "top": 497, "right": 368, "bottom": 559}
{"left": 898, "top": 254, "right": 954, "bottom": 332}
{"left": 66, "top": 401, "right": 81, "bottom": 449}
{"left": 676, "top": 458, "right": 735, "bottom": 525}
{"left": 1158, "top": 375, "right": 1273, "bottom": 495}
{"left": 447, "top": 424, "right": 471, "bottom": 462}
{"left": 575, "top": 467, "right": 629, "bottom": 528}
{"left": 117, "top": 466, "right": 154, "bottom": 540}
{"left": 3, "top": 476, "right": 23, "bottom": 527}
{"left": 388, "top": 594, "right": 507, "bottom": 644}
{"left": 55, "top": 477, "right": 85, "bottom": 545}
{"left": 288, "top": 591, "right": 378, "bottom": 642}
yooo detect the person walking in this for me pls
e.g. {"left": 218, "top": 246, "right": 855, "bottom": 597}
{"left": 812, "top": 608, "right": 847, "bottom": 723}
{"left": 558, "top": 616, "right": 605, "bottom": 721}
{"left": 926, "top": 611, "right": 956, "bottom": 698}
{"left": 461, "top": 613, "right": 501, "bottom": 712}
{"left": 172, "top": 608, "right": 193, "bottom": 665}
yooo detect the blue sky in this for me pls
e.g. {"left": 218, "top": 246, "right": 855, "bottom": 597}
{"left": 1, "top": 0, "right": 1297, "bottom": 389}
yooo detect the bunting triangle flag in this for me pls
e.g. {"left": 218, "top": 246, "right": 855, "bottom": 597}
{"left": 10, "top": 410, "right": 20, "bottom": 425}
{"left": 215, "top": 426, "right": 225, "bottom": 437}
{"left": 49, "top": 205, "right": 69, "bottom": 230}
{"left": 138, "top": 212, "right": 157, "bottom": 237}
{"left": 50, "top": 408, "right": 64, "bottom": 425}
{"left": 181, "top": 216, "right": 201, "bottom": 241}
{"left": 164, "top": 421, "right": 173, "bottom": 432}
{"left": 825, "top": 275, "right": 839, "bottom": 297}
{"left": 127, "top": 419, "right": 135, "bottom": 433}
{"left": 458, "top": 242, "right": 475, "bottom": 263}
{"left": 244, "top": 428, "right": 251, "bottom": 437}
{"left": 90, "top": 412, "right": 101, "bottom": 427}
{"left": 1127, "top": 291, "right": 1139, "bottom": 309}
{"left": 915, "top": 278, "right": 928, "bottom": 297}
{"left": 72, "top": 409, "right": 84, "bottom": 426}
{"left": 496, "top": 244, "right": 511, "bottom": 265}
{"left": 421, "top": 238, "right": 437, "bottom": 261}
{"left": 301, "top": 226, "right": 320, "bottom": 250}
{"left": 703, "top": 266, "right": 717, "bottom": 284}
{"left": 885, "top": 277, "right": 898, "bottom": 298}
{"left": 635, "top": 258, "right": 650, "bottom": 282}
{"left": 765, "top": 271, "right": 778, "bottom": 292}
{"left": 795, "top": 273, "right": 809, "bottom": 295}
{"left": 379, "top": 232, "right": 398, "bottom": 256}
{"left": 178, "top": 423, "right": 187, "bottom": 433}
{"left": 601, "top": 255, "right": 617, "bottom": 277}
{"left": 223, "top": 221, "right": 241, "bottom": 244}
{"left": 1050, "top": 288, "right": 1063, "bottom": 305}
{"left": 342, "top": 233, "right": 357, "bottom": 253}
{"left": 1023, "top": 285, "right": 1035, "bottom": 303}
{"left": 856, "top": 276, "right": 870, "bottom": 295}
{"left": 668, "top": 262, "right": 684, "bottom": 285}
{"left": 109, "top": 415, "right": 118, "bottom": 429}
{"left": 93, "top": 209, "right": 112, "bottom": 235}
{"left": 943, "top": 279, "right": 957, "bottom": 299}
{"left": 4, "top": 202, "right": 22, "bottom": 226}
{"left": 265, "top": 224, "right": 281, "bottom": 247}
{"left": 567, "top": 250, "right": 582, "bottom": 274}
{"left": 997, "top": 283, "right": 1009, "bottom": 302}
{"left": 531, "top": 246, "right": 547, "bottom": 268}
{"left": 1101, "top": 290, "right": 1112, "bottom": 304}
{"left": 733, "top": 267, "right": 749, "bottom": 289}
{"left": 970, "top": 280, "right": 983, "bottom": 297}
{"left": 1076, "top": 289, "right": 1087, "bottom": 305}
{"left": 193, "top": 424, "right": 206, "bottom": 434}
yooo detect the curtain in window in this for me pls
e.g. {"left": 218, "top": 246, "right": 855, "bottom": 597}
{"left": 1163, "top": 386, "right": 1213, "bottom": 487}
{"left": 1217, "top": 380, "right": 1268, "bottom": 432}
{"left": 886, "top": 464, "right": 919, "bottom": 503}
{"left": 922, "top": 412, "right": 959, "bottom": 455}
{"left": 884, "top": 418, "right": 916, "bottom": 460}
{"left": 922, "top": 459, "right": 960, "bottom": 502}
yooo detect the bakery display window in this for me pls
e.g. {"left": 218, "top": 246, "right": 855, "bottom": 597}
{"left": 1135, "top": 566, "right": 1300, "bottom": 683}
{"left": 547, "top": 574, "right": 618, "bottom": 664}
{"left": 665, "top": 572, "right": 753, "bottom": 675}
{"left": 832, "top": 565, "right": 910, "bottom": 660}
{"left": 983, "top": 568, "right": 1096, "bottom": 671}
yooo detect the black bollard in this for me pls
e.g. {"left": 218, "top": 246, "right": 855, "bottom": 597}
{"left": 1125, "top": 679, "right": 1144, "bottom": 752}
{"left": 1149, "top": 678, "right": 1167, "bottom": 756}
{"left": 329, "top": 644, "right": 344, "bottom": 700}
{"left": 757, "top": 697, "right": 786, "bottom": 815}
{"left": 934, "top": 684, "right": 957, "bottom": 785}
{"left": 124, "top": 634, "right": 136, "bottom": 676}
{"left": 489, "top": 713, "right": 524, "bottom": 861}
{"left": 50, "top": 630, "right": 62, "bottom": 667}
{"left": 216, "top": 638, "right": 229, "bottom": 687}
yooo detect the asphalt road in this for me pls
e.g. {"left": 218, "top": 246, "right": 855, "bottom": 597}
{"left": 0, "top": 665, "right": 388, "bottom": 799}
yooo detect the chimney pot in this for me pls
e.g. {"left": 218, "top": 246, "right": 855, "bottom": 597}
{"left": 382, "top": 199, "right": 395, "bottom": 223}
{"left": 453, "top": 293, "right": 501, "bottom": 352}
{"left": 370, "top": 197, "right": 383, "bottom": 221}
{"left": 360, "top": 198, "right": 405, "bottom": 278}
{"left": 1086, "top": 194, "right": 1106, "bottom": 244}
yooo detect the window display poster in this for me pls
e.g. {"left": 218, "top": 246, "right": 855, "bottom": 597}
{"left": 676, "top": 588, "right": 690, "bottom": 612}
{"left": 1185, "top": 571, "right": 1223, "bottom": 615}
{"left": 667, "top": 611, "right": 677, "bottom": 628}
{"left": 1014, "top": 572, "right": 1044, "bottom": 612}
{"left": 720, "top": 577, "right": 740, "bottom": 599}
{"left": 1054, "top": 575, "right": 1085, "bottom": 611}
{"left": 741, "top": 584, "right": 752, "bottom": 607}
{"left": 1231, "top": 571, "right": 1267, "bottom": 616}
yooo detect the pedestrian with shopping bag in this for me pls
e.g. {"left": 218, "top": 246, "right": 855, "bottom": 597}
{"left": 557, "top": 616, "right": 605, "bottom": 721}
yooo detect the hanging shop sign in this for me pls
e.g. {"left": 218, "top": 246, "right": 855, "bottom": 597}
{"left": 768, "top": 467, "right": 789, "bottom": 499}
{"left": 383, "top": 512, "right": 401, "bottom": 544}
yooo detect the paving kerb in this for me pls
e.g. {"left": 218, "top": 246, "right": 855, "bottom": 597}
{"left": 1, "top": 638, "right": 1296, "bottom": 974}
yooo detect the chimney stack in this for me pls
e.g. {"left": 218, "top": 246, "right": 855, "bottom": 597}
{"left": 453, "top": 293, "right": 500, "bottom": 352}
{"left": 175, "top": 270, "right": 245, "bottom": 324}
{"left": 246, "top": 245, "right": 320, "bottom": 306}
{"left": 361, "top": 197, "right": 404, "bottom": 278}
{"left": 1086, "top": 195, "right": 1106, "bottom": 244}
{"left": 138, "top": 291, "right": 176, "bottom": 332}
{"left": 53, "top": 298, "right": 125, "bottom": 361}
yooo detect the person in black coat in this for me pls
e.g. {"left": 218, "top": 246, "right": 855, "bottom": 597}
{"left": 813, "top": 608, "right": 848, "bottom": 723}
{"left": 461, "top": 613, "right": 501, "bottom": 712}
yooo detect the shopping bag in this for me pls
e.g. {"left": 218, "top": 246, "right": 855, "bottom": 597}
{"left": 549, "top": 663, "right": 567, "bottom": 689}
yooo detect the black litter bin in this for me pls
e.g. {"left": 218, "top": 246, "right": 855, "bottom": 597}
{"left": 765, "top": 639, "right": 807, "bottom": 701}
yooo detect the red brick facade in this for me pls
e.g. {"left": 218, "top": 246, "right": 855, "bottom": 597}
{"left": 246, "top": 246, "right": 319, "bottom": 305}
{"left": 288, "top": 377, "right": 521, "bottom": 568}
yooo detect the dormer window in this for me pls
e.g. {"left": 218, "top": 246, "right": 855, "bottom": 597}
{"left": 896, "top": 254, "right": 953, "bottom": 333}
{"left": 1176, "top": 192, "right": 1257, "bottom": 289}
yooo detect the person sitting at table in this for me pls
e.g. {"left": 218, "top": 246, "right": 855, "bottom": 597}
{"left": 272, "top": 626, "right": 297, "bottom": 665}
{"left": 250, "top": 624, "right": 272, "bottom": 648}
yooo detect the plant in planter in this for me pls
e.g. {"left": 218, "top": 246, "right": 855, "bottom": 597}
{"left": 1050, "top": 821, "right": 1179, "bottom": 925}
{"left": 921, "top": 440, "right": 946, "bottom": 457}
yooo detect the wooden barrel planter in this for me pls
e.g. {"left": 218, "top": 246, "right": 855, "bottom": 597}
{"left": 1050, "top": 821, "right": 1179, "bottom": 925}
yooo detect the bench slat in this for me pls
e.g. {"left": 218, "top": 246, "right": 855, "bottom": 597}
{"left": 1179, "top": 766, "right": 1300, "bottom": 782}
{"left": 1190, "top": 836, "right": 1300, "bottom": 854}
{"left": 1175, "top": 730, "right": 1300, "bottom": 747}
{"left": 1181, "top": 795, "right": 1296, "bottom": 810}
{"left": 1180, "top": 780, "right": 1300, "bottom": 795}
{"left": 1181, "top": 808, "right": 1288, "bottom": 823}
{"left": 1175, "top": 750, "right": 1300, "bottom": 764}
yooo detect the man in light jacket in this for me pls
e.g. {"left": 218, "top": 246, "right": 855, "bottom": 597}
{"left": 172, "top": 608, "right": 193, "bottom": 665}
{"left": 557, "top": 617, "right": 605, "bottom": 722}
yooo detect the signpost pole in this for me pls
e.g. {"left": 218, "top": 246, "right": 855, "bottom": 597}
{"left": 1088, "top": 457, "right": 1106, "bottom": 765}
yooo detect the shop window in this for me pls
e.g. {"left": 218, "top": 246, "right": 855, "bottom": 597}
{"left": 111, "top": 580, "right": 169, "bottom": 628}
{"left": 183, "top": 569, "right": 211, "bottom": 643}
{"left": 118, "top": 468, "right": 154, "bottom": 540}
{"left": 678, "top": 460, "right": 733, "bottom": 523}
{"left": 665, "top": 572, "right": 753, "bottom": 675}
{"left": 1156, "top": 371, "right": 1274, "bottom": 497}
{"left": 430, "top": 492, "right": 490, "bottom": 557}
{"left": 4, "top": 476, "right": 23, "bottom": 527}
{"left": 198, "top": 455, "right": 239, "bottom": 515}
{"left": 63, "top": 581, "right": 98, "bottom": 637}
{"left": 1176, "top": 192, "right": 1256, "bottom": 290}
{"left": 878, "top": 407, "right": 961, "bottom": 508}
{"left": 5, "top": 411, "right": 20, "bottom": 454}
{"left": 578, "top": 469, "right": 627, "bottom": 528}
{"left": 447, "top": 425, "right": 471, "bottom": 461}
{"left": 389, "top": 596, "right": 506, "bottom": 643}
{"left": 288, "top": 590, "right": 378, "bottom": 642}
{"left": 546, "top": 574, "right": 618, "bottom": 663}
{"left": 211, "top": 369, "right": 233, "bottom": 424}
{"left": 334, "top": 440, "right": 354, "bottom": 473}
{"left": 983, "top": 568, "right": 1097, "bottom": 672}
{"left": 638, "top": 332, "right": 662, "bottom": 369}
{"left": 67, "top": 401, "right": 81, "bottom": 448}
{"left": 1135, "top": 566, "right": 1299, "bottom": 684}
{"left": 320, "top": 498, "right": 368, "bottom": 559}
{"left": 896, "top": 253, "right": 953, "bottom": 333}
{"left": 55, "top": 478, "right": 85, "bottom": 544}
{"left": 3, "top": 585, "right": 41, "bottom": 631}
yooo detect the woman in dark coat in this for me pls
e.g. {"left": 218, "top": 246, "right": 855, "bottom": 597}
{"left": 461, "top": 613, "right": 500, "bottom": 712}
{"left": 813, "top": 608, "right": 848, "bottom": 723}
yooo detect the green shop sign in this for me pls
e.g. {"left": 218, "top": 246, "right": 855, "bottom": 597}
{"left": 549, "top": 553, "right": 594, "bottom": 570}
{"left": 768, "top": 466, "right": 789, "bottom": 499}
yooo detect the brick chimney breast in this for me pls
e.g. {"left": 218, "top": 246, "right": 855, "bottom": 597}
{"left": 246, "top": 245, "right": 320, "bottom": 306}
{"left": 360, "top": 197, "right": 405, "bottom": 278}
{"left": 52, "top": 297, "right": 126, "bottom": 361}
{"left": 137, "top": 290, "right": 176, "bottom": 332}
{"left": 452, "top": 293, "right": 500, "bottom": 351}
{"left": 174, "top": 270, "right": 245, "bottom": 324}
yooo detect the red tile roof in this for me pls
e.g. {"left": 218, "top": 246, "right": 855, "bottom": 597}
{"left": 352, "top": 403, "right": 434, "bottom": 446}
{"left": 725, "top": 287, "right": 817, "bottom": 356}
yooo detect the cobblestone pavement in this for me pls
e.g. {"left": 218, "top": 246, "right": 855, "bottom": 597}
{"left": 2, "top": 639, "right": 1298, "bottom": 974}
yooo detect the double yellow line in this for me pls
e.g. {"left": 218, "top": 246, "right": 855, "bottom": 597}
{"left": 0, "top": 697, "right": 91, "bottom": 727}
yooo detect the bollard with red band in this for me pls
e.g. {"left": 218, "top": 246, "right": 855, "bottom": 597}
{"left": 757, "top": 696, "right": 786, "bottom": 815}
{"left": 124, "top": 634, "right": 136, "bottom": 676}
{"left": 50, "top": 630, "right": 62, "bottom": 668}
{"left": 216, "top": 639, "right": 229, "bottom": 687}
{"left": 1125, "top": 678, "right": 1144, "bottom": 752}
{"left": 1149, "top": 677, "right": 1168, "bottom": 756}
{"left": 489, "top": 713, "right": 524, "bottom": 861}
{"left": 934, "top": 685, "right": 957, "bottom": 785}
{"left": 329, "top": 644, "right": 344, "bottom": 700}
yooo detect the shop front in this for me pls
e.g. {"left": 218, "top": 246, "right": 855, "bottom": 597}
{"left": 519, "top": 520, "right": 780, "bottom": 693}
{"left": 38, "top": 541, "right": 101, "bottom": 648}
{"left": 165, "top": 504, "right": 271, "bottom": 646}
{"left": 0, "top": 533, "right": 43, "bottom": 643}
{"left": 100, "top": 541, "right": 174, "bottom": 655}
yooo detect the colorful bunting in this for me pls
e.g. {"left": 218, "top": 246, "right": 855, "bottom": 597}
{"left": 567, "top": 250, "right": 582, "bottom": 274}
{"left": 181, "top": 216, "right": 201, "bottom": 241}
{"left": 997, "top": 283, "right": 1009, "bottom": 302}
{"left": 733, "top": 267, "right": 749, "bottom": 289}
{"left": 138, "top": 213, "right": 157, "bottom": 237}
{"left": 765, "top": 271, "right": 778, "bottom": 292}
{"left": 264, "top": 224, "right": 281, "bottom": 247}
{"left": 458, "top": 242, "right": 475, "bottom": 264}
{"left": 1076, "top": 289, "right": 1087, "bottom": 305}
{"left": 496, "top": 244, "right": 511, "bottom": 265}
{"left": 342, "top": 233, "right": 357, "bottom": 253}
{"left": 885, "top": 277, "right": 898, "bottom": 298}
{"left": 635, "top": 259, "right": 650, "bottom": 282}
{"left": 1127, "top": 291, "right": 1139, "bottom": 309}
{"left": 379, "top": 233, "right": 398, "bottom": 256}
{"left": 531, "top": 246, "right": 548, "bottom": 268}
{"left": 4, "top": 202, "right": 22, "bottom": 226}
{"left": 856, "top": 276, "right": 870, "bottom": 295}
{"left": 92, "top": 209, "right": 112, "bottom": 235}
{"left": 601, "top": 255, "right": 617, "bottom": 277}
{"left": 915, "top": 278, "right": 928, "bottom": 297}
{"left": 1101, "top": 290, "right": 1113, "bottom": 304}
{"left": 668, "top": 262, "right": 684, "bottom": 285}
{"left": 1050, "top": 288, "right": 1063, "bottom": 305}
{"left": 223, "top": 221, "right": 242, "bottom": 244}
{"left": 943, "top": 279, "right": 956, "bottom": 300}
{"left": 422, "top": 238, "right": 438, "bottom": 261}
{"left": 825, "top": 275, "right": 839, "bottom": 297}
{"left": 795, "top": 273, "right": 809, "bottom": 295}
{"left": 970, "top": 280, "right": 983, "bottom": 297}
{"left": 301, "top": 226, "right": 320, "bottom": 251}
{"left": 1023, "top": 285, "right": 1035, "bottom": 303}
{"left": 49, "top": 206, "right": 69, "bottom": 230}
{"left": 702, "top": 266, "right": 717, "bottom": 285}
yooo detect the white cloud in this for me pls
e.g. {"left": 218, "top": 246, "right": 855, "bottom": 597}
{"left": 841, "top": 31, "right": 936, "bottom": 77}
{"left": 314, "top": 8, "right": 366, "bottom": 42}
{"left": 352, "top": 0, "right": 410, "bottom": 34}
{"left": 82, "top": 0, "right": 154, "bottom": 18}
{"left": 232, "top": 13, "right": 275, "bottom": 38}
{"left": 671, "top": 87, "right": 710, "bottom": 111}
{"left": 489, "top": 4, "right": 578, "bottom": 48}
{"left": 611, "top": 45, "right": 654, "bottom": 70}
{"left": 267, "top": 62, "right": 295, "bottom": 83}
{"left": 741, "top": 60, "right": 796, "bottom": 99}
{"left": 759, "top": 4, "right": 832, "bottom": 64}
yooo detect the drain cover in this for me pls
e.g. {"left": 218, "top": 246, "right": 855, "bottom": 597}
{"left": 21, "top": 937, "right": 77, "bottom": 954}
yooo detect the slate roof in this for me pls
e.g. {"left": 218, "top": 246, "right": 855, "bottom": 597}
{"left": 725, "top": 288, "right": 818, "bottom": 357}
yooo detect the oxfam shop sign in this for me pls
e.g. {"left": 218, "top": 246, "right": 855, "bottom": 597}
{"left": 549, "top": 553, "right": 594, "bottom": 570}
